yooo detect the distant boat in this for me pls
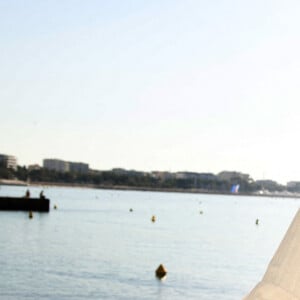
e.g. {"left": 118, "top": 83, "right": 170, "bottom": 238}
{"left": 231, "top": 184, "right": 240, "bottom": 193}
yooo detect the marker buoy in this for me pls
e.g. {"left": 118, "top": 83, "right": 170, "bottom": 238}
{"left": 155, "top": 264, "right": 167, "bottom": 279}
{"left": 256, "top": 219, "right": 259, "bottom": 225}
{"left": 53, "top": 205, "right": 57, "bottom": 210}
{"left": 29, "top": 211, "right": 33, "bottom": 219}
{"left": 151, "top": 215, "right": 156, "bottom": 222}
{"left": 129, "top": 208, "right": 133, "bottom": 212}
{"left": 199, "top": 210, "right": 203, "bottom": 214}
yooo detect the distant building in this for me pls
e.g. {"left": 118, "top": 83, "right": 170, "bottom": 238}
{"left": 151, "top": 171, "right": 174, "bottom": 180}
{"left": 112, "top": 168, "right": 129, "bottom": 175}
{"left": 175, "top": 172, "right": 199, "bottom": 180}
{"left": 197, "top": 173, "right": 217, "bottom": 181}
{"left": 287, "top": 181, "right": 300, "bottom": 192}
{"left": 112, "top": 168, "right": 146, "bottom": 176}
{"left": 175, "top": 172, "right": 216, "bottom": 180}
{"left": 43, "top": 158, "right": 89, "bottom": 174}
{"left": 43, "top": 159, "right": 70, "bottom": 173}
{"left": 28, "top": 164, "right": 41, "bottom": 171}
{"left": 218, "top": 171, "right": 251, "bottom": 182}
{"left": 69, "top": 162, "right": 89, "bottom": 174}
{"left": 256, "top": 179, "right": 283, "bottom": 192}
{"left": 0, "top": 154, "right": 17, "bottom": 170}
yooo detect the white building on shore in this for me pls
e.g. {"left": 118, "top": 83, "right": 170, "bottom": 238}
{"left": 0, "top": 154, "right": 17, "bottom": 170}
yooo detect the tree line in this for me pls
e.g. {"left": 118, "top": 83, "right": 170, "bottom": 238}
{"left": 0, "top": 165, "right": 288, "bottom": 193}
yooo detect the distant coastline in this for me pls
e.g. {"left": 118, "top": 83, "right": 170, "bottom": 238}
{"left": 1, "top": 179, "right": 300, "bottom": 199}
{"left": 2, "top": 156, "right": 299, "bottom": 195}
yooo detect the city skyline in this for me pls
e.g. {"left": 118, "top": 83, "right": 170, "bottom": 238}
{"left": 1, "top": 151, "right": 296, "bottom": 185}
{"left": 1, "top": 1, "right": 300, "bottom": 185}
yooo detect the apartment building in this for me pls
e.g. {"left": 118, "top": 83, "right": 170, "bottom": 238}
{"left": 43, "top": 158, "right": 89, "bottom": 174}
{"left": 69, "top": 162, "right": 89, "bottom": 174}
{"left": 43, "top": 159, "right": 70, "bottom": 173}
{"left": 0, "top": 154, "right": 17, "bottom": 170}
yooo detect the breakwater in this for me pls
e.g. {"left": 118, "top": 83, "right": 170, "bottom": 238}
{"left": 0, "top": 197, "right": 50, "bottom": 212}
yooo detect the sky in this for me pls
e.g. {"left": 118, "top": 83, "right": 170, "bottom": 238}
{"left": 1, "top": 0, "right": 300, "bottom": 184}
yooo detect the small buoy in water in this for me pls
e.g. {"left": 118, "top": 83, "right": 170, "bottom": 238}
{"left": 155, "top": 264, "right": 167, "bottom": 279}
{"left": 53, "top": 205, "right": 57, "bottom": 210}
{"left": 151, "top": 215, "right": 156, "bottom": 222}
{"left": 29, "top": 211, "right": 33, "bottom": 219}
{"left": 256, "top": 219, "right": 259, "bottom": 225}
{"left": 129, "top": 208, "right": 133, "bottom": 212}
{"left": 199, "top": 210, "right": 203, "bottom": 214}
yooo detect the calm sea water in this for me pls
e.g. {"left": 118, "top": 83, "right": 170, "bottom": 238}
{"left": 0, "top": 185, "right": 299, "bottom": 300}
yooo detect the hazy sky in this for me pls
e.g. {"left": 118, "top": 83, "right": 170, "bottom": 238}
{"left": 1, "top": 0, "right": 300, "bottom": 184}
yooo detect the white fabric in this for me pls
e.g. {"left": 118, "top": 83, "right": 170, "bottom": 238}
{"left": 245, "top": 209, "right": 300, "bottom": 299}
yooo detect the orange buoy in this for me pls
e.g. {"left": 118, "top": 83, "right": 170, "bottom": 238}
{"left": 155, "top": 264, "right": 167, "bottom": 279}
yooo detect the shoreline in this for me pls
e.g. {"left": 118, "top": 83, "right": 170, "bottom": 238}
{"left": 1, "top": 179, "right": 300, "bottom": 199}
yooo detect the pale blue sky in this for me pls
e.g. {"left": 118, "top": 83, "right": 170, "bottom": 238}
{"left": 1, "top": 0, "right": 300, "bottom": 184}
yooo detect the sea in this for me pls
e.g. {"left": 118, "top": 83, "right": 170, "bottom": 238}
{"left": 0, "top": 185, "right": 299, "bottom": 300}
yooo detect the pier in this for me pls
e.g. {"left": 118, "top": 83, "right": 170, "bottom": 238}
{"left": 0, "top": 197, "right": 50, "bottom": 212}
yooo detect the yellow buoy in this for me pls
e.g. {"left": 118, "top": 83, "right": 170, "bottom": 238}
{"left": 155, "top": 264, "right": 167, "bottom": 279}
{"left": 151, "top": 215, "right": 156, "bottom": 222}
{"left": 29, "top": 211, "right": 33, "bottom": 219}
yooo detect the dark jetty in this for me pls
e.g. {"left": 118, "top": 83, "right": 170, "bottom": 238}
{"left": 0, "top": 197, "right": 50, "bottom": 212}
